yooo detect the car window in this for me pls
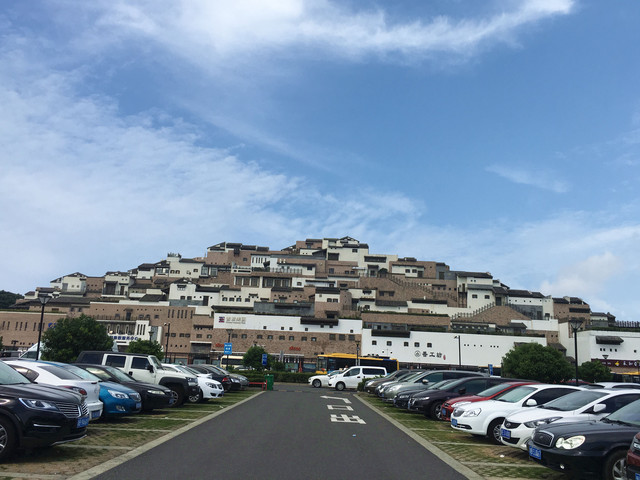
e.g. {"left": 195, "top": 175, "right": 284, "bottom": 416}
{"left": 460, "top": 379, "right": 490, "bottom": 395}
{"left": 345, "top": 368, "right": 360, "bottom": 377}
{"left": 605, "top": 399, "right": 640, "bottom": 426}
{"left": 59, "top": 364, "right": 101, "bottom": 381}
{"left": 477, "top": 383, "right": 516, "bottom": 398}
{"left": 599, "top": 393, "right": 640, "bottom": 413}
{"left": 496, "top": 386, "right": 538, "bottom": 403}
{"left": 363, "top": 368, "right": 384, "bottom": 375}
{"left": 40, "top": 365, "right": 83, "bottom": 380}
{"left": 3, "top": 364, "right": 35, "bottom": 383}
{"left": 426, "top": 372, "right": 444, "bottom": 382}
{"left": 103, "top": 365, "right": 135, "bottom": 381}
{"left": 105, "top": 355, "right": 126, "bottom": 368}
{"left": 529, "top": 387, "right": 579, "bottom": 405}
{"left": 83, "top": 366, "right": 112, "bottom": 381}
{"left": 540, "top": 390, "right": 607, "bottom": 411}
{"left": 131, "top": 357, "right": 150, "bottom": 370}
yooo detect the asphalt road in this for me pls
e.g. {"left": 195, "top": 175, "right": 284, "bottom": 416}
{"left": 93, "top": 385, "right": 470, "bottom": 480}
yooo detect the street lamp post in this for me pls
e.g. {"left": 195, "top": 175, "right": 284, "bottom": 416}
{"left": 226, "top": 329, "right": 232, "bottom": 370}
{"left": 454, "top": 334, "right": 461, "bottom": 368}
{"left": 569, "top": 318, "right": 584, "bottom": 386}
{"left": 164, "top": 323, "right": 171, "bottom": 362}
{"left": 355, "top": 340, "right": 360, "bottom": 366}
{"left": 36, "top": 294, "right": 51, "bottom": 360}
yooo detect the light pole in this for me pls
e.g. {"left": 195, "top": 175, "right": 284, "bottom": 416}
{"left": 164, "top": 323, "right": 171, "bottom": 362}
{"left": 569, "top": 318, "right": 584, "bottom": 386}
{"left": 226, "top": 329, "right": 232, "bottom": 370}
{"left": 454, "top": 334, "right": 461, "bottom": 368}
{"left": 36, "top": 294, "right": 51, "bottom": 360}
{"left": 355, "top": 340, "right": 360, "bottom": 366}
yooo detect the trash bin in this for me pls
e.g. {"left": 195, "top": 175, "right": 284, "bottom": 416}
{"left": 265, "top": 374, "right": 274, "bottom": 391}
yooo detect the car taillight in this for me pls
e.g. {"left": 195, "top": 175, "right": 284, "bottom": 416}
{"left": 62, "top": 386, "right": 88, "bottom": 398}
{"left": 222, "top": 376, "right": 229, "bottom": 382}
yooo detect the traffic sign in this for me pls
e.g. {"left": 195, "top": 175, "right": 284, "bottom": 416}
{"left": 262, "top": 353, "right": 268, "bottom": 366}
{"left": 224, "top": 342, "right": 232, "bottom": 355}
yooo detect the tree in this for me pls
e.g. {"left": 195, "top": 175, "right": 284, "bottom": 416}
{"left": 0, "top": 290, "right": 23, "bottom": 309}
{"left": 578, "top": 360, "right": 613, "bottom": 383}
{"left": 41, "top": 314, "right": 114, "bottom": 363}
{"left": 501, "top": 342, "right": 573, "bottom": 383}
{"left": 242, "top": 345, "right": 273, "bottom": 371}
{"left": 127, "top": 339, "right": 164, "bottom": 360}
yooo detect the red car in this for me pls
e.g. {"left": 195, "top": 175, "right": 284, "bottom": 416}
{"left": 440, "top": 381, "right": 537, "bottom": 421}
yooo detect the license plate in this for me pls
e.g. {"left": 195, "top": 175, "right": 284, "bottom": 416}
{"left": 135, "top": 402, "right": 142, "bottom": 410}
{"left": 77, "top": 416, "right": 89, "bottom": 428}
{"left": 501, "top": 428, "right": 511, "bottom": 439}
{"left": 451, "top": 418, "right": 458, "bottom": 427}
{"left": 635, "top": 474, "right": 640, "bottom": 480}
{"left": 529, "top": 445, "right": 542, "bottom": 460}
{"left": 441, "top": 408, "right": 447, "bottom": 416}
{"left": 91, "top": 410, "right": 101, "bottom": 419}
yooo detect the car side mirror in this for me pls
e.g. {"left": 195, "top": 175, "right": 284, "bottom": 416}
{"left": 147, "top": 365, "right": 154, "bottom": 373}
{"left": 592, "top": 403, "right": 606, "bottom": 414}
{"left": 525, "top": 398, "right": 537, "bottom": 407}
{"left": 458, "top": 388, "right": 466, "bottom": 395}
{"left": 422, "top": 379, "right": 429, "bottom": 385}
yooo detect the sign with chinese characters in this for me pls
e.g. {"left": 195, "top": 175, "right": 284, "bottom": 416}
{"left": 597, "top": 359, "right": 640, "bottom": 368}
{"left": 414, "top": 350, "right": 446, "bottom": 360}
{"left": 218, "top": 315, "right": 246, "bottom": 324}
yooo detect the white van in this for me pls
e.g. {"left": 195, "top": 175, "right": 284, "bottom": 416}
{"left": 328, "top": 366, "right": 387, "bottom": 391}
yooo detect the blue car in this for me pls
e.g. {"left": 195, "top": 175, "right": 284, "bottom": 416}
{"left": 42, "top": 361, "right": 142, "bottom": 418}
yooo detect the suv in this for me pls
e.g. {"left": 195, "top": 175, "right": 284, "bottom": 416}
{"left": 327, "top": 366, "right": 387, "bottom": 391}
{"left": 0, "top": 360, "right": 88, "bottom": 460}
{"left": 75, "top": 352, "right": 198, "bottom": 406}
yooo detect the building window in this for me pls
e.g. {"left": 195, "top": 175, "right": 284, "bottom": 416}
{"left": 427, "top": 342, "right": 432, "bottom": 347}
{"left": 414, "top": 342, "right": 420, "bottom": 347}
{"left": 301, "top": 337, "right": 307, "bottom": 341}
{"left": 241, "top": 334, "right": 248, "bottom": 339}
{"left": 329, "top": 334, "right": 336, "bottom": 340}
{"left": 288, "top": 336, "right": 294, "bottom": 341}
{"left": 279, "top": 335, "right": 285, "bottom": 340}
{"left": 339, "top": 334, "right": 346, "bottom": 341}
{"left": 372, "top": 340, "right": 377, "bottom": 345}
{"left": 257, "top": 335, "right": 263, "bottom": 339}
{"left": 404, "top": 342, "right": 409, "bottom": 346}
{"left": 311, "top": 337, "right": 317, "bottom": 342}
{"left": 267, "top": 335, "right": 273, "bottom": 340}
{"left": 386, "top": 341, "right": 392, "bottom": 346}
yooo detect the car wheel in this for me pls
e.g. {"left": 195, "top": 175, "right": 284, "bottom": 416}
{"left": 312, "top": 379, "right": 321, "bottom": 388}
{"left": 168, "top": 386, "right": 185, "bottom": 407}
{"left": 0, "top": 417, "right": 16, "bottom": 461}
{"left": 603, "top": 449, "right": 626, "bottom": 480}
{"left": 488, "top": 418, "right": 505, "bottom": 445}
{"left": 429, "top": 401, "right": 445, "bottom": 420}
{"left": 187, "top": 389, "right": 203, "bottom": 404}
{"left": 335, "top": 382, "right": 345, "bottom": 391}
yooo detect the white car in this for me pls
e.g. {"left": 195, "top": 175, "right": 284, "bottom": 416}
{"left": 499, "top": 388, "right": 640, "bottom": 450}
{"left": 327, "top": 366, "right": 387, "bottom": 391}
{"left": 5, "top": 359, "right": 103, "bottom": 421}
{"left": 308, "top": 370, "right": 340, "bottom": 388}
{"left": 163, "top": 364, "right": 224, "bottom": 402}
{"left": 450, "top": 384, "right": 582, "bottom": 444}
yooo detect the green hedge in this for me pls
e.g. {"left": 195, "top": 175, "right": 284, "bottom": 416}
{"left": 241, "top": 371, "right": 315, "bottom": 384}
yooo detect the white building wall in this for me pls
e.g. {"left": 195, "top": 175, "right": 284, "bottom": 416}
{"left": 212, "top": 313, "right": 362, "bottom": 335}
{"left": 360, "top": 330, "right": 547, "bottom": 367}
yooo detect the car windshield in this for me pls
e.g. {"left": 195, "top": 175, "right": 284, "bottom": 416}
{"left": 39, "top": 364, "right": 84, "bottom": 380}
{"left": 496, "top": 386, "right": 538, "bottom": 403}
{"left": 477, "top": 383, "right": 517, "bottom": 398}
{"left": 431, "top": 379, "right": 459, "bottom": 390}
{"left": 0, "top": 361, "right": 31, "bottom": 385}
{"left": 101, "top": 365, "right": 135, "bottom": 382}
{"left": 539, "top": 390, "right": 607, "bottom": 411}
{"left": 603, "top": 398, "right": 640, "bottom": 427}
{"left": 401, "top": 372, "right": 425, "bottom": 383}
{"left": 57, "top": 364, "right": 101, "bottom": 382}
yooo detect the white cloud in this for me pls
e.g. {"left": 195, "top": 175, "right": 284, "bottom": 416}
{"left": 485, "top": 163, "right": 570, "bottom": 193}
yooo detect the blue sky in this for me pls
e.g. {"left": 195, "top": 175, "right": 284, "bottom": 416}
{"left": 1, "top": 1, "right": 639, "bottom": 319}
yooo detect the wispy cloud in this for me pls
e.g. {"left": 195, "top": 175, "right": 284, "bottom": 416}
{"left": 485, "top": 163, "right": 570, "bottom": 193}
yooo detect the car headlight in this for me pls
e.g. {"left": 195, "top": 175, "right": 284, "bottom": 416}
{"left": 524, "top": 416, "right": 562, "bottom": 428}
{"left": 19, "top": 398, "right": 60, "bottom": 411}
{"left": 462, "top": 408, "right": 481, "bottom": 417}
{"left": 147, "top": 389, "right": 167, "bottom": 396}
{"left": 452, "top": 401, "right": 471, "bottom": 408}
{"left": 188, "top": 377, "right": 198, "bottom": 384}
{"left": 108, "top": 389, "right": 129, "bottom": 399}
{"left": 555, "top": 435, "right": 586, "bottom": 449}
{"left": 205, "top": 383, "right": 218, "bottom": 389}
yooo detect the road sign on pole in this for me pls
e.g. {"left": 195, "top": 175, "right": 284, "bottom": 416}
{"left": 262, "top": 353, "right": 268, "bottom": 366}
{"left": 224, "top": 343, "right": 232, "bottom": 355}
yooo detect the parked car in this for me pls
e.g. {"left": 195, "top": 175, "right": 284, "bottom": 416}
{"left": 163, "top": 364, "right": 224, "bottom": 402}
{"left": 450, "top": 384, "right": 582, "bottom": 444}
{"left": 51, "top": 362, "right": 142, "bottom": 418}
{"left": 406, "top": 376, "right": 518, "bottom": 419}
{"left": 626, "top": 431, "right": 640, "bottom": 480}
{"left": 186, "top": 365, "right": 237, "bottom": 392}
{"left": 4, "top": 359, "right": 103, "bottom": 421}
{"left": 440, "top": 381, "right": 537, "bottom": 421}
{"left": 393, "top": 379, "right": 458, "bottom": 410}
{"left": 528, "top": 398, "right": 640, "bottom": 479}
{"left": 212, "top": 365, "right": 249, "bottom": 389}
{"left": 75, "top": 351, "right": 199, "bottom": 406}
{"left": 364, "top": 369, "right": 412, "bottom": 393}
{"left": 328, "top": 366, "right": 387, "bottom": 391}
{"left": 308, "top": 370, "right": 340, "bottom": 388}
{"left": 0, "top": 360, "right": 89, "bottom": 460}
{"left": 500, "top": 388, "right": 640, "bottom": 451}
{"left": 595, "top": 382, "right": 640, "bottom": 390}
{"left": 379, "top": 370, "right": 487, "bottom": 402}
{"left": 74, "top": 363, "right": 175, "bottom": 410}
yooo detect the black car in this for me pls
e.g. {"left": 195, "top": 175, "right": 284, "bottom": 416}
{"left": 186, "top": 365, "right": 238, "bottom": 392}
{"left": 528, "top": 398, "right": 640, "bottom": 480}
{"left": 407, "top": 376, "right": 517, "bottom": 419}
{"left": 0, "top": 361, "right": 88, "bottom": 460}
{"left": 364, "top": 369, "right": 412, "bottom": 394}
{"left": 74, "top": 364, "right": 175, "bottom": 411}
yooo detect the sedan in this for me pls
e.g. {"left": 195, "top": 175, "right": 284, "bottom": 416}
{"left": 187, "top": 365, "right": 240, "bottom": 391}
{"left": 163, "top": 364, "right": 224, "bottom": 403}
{"left": 500, "top": 388, "right": 640, "bottom": 451}
{"left": 74, "top": 364, "right": 175, "bottom": 411}
{"left": 308, "top": 370, "right": 340, "bottom": 388}
{"left": 0, "top": 360, "right": 89, "bottom": 460}
{"left": 528, "top": 398, "right": 640, "bottom": 479}
{"left": 5, "top": 359, "right": 103, "bottom": 421}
